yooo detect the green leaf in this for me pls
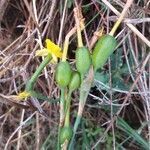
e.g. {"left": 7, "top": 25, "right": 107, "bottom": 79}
{"left": 110, "top": 48, "right": 123, "bottom": 70}
{"left": 94, "top": 71, "right": 109, "bottom": 84}
{"left": 117, "top": 117, "right": 149, "bottom": 150}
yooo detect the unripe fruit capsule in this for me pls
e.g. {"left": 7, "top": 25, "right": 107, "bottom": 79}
{"left": 69, "top": 71, "right": 81, "bottom": 91}
{"left": 55, "top": 61, "right": 72, "bottom": 88}
{"left": 92, "top": 35, "right": 117, "bottom": 71}
{"left": 75, "top": 47, "right": 91, "bottom": 75}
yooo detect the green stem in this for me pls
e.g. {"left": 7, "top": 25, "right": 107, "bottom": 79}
{"left": 57, "top": 126, "right": 61, "bottom": 150}
{"left": 68, "top": 115, "right": 81, "bottom": 150}
{"left": 64, "top": 90, "right": 72, "bottom": 127}
{"left": 25, "top": 54, "right": 52, "bottom": 91}
{"left": 60, "top": 88, "right": 65, "bottom": 118}
{"left": 29, "top": 90, "right": 59, "bottom": 103}
{"left": 57, "top": 88, "right": 65, "bottom": 150}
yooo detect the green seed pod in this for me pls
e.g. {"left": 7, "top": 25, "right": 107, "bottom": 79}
{"left": 75, "top": 46, "right": 91, "bottom": 75}
{"left": 60, "top": 126, "right": 73, "bottom": 144}
{"left": 55, "top": 61, "right": 72, "bottom": 88}
{"left": 69, "top": 71, "right": 81, "bottom": 91}
{"left": 92, "top": 34, "right": 117, "bottom": 71}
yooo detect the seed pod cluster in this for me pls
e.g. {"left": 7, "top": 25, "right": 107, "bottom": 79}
{"left": 55, "top": 35, "right": 117, "bottom": 87}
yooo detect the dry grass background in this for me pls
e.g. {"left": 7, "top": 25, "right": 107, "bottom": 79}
{"left": 0, "top": 0, "right": 150, "bottom": 149}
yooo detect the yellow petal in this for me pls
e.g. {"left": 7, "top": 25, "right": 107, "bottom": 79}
{"left": 35, "top": 48, "right": 48, "bottom": 56}
{"left": 50, "top": 48, "right": 63, "bottom": 58}
{"left": 17, "top": 91, "right": 30, "bottom": 100}
{"left": 46, "top": 39, "right": 60, "bottom": 51}
{"left": 50, "top": 59, "right": 57, "bottom": 64}
{"left": 46, "top": 39, "right": 62, "bottom": 58}
{"left": 52, "top": 54, "right": 58, "bottom": 63}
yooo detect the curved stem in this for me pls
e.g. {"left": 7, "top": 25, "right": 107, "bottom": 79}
{"left": 62, "top": 27, "right": 76, "bottom": 62}
{"left": 25, "top": 54, "right": 52, "bottom": 91}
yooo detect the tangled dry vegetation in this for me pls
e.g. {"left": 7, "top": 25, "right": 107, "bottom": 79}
{"left": 0, "top": 0, "right": 150, "bottom": 149}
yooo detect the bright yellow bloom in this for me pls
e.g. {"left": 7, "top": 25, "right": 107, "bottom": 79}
{"left": 36, "top": 39, "right": 62, "bottom": 62}
{"left": 17, "top": 91, "right": 31, "bottom": 100}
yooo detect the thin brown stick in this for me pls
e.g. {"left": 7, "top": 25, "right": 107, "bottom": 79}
{"left": 74, "top": 7, "right": 83, "bottom": 47}
{"left": 0, "top": 0, "right": 10, "bottom": 21}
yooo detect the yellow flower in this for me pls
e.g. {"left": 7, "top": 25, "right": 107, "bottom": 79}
{"left": 16, "top": 91, "right": 31, "bottom": 100}
{"left": 36, "top": 39, "right": 62, "bottom": 62}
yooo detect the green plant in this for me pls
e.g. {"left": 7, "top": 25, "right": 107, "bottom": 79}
{"left": 15, "top": 1, "right": 134, "bottom": 149}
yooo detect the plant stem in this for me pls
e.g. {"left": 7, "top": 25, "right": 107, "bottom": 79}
{"left": 61, "top": 90, "right": 72, "bottom": 150}
{"left": 68, "top": 115, "right": 81, "bottom": 150}
{"left": 64, "top": 90, "right": 72, "bottom": 127}
{"left": 69, "top": 67, "right": 94, "bottom": 150}
{"left": 60, "top": 88, "right": 66, "bottom": 125}
{"left": 57, "top": 88, "right": 65, "bottom": 150}
{"left": 109, "top": 0, "right": 133, "bottom": 36}
{"left": 29, "top": 90, "right": 59, "bottom": 103}
{"left": 62, "top": 27, "right": 76, "bottom": 62}
{"left": 25, "top": 54, "right": 52, "bottom": 91}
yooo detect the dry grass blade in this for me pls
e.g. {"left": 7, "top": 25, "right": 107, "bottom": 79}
{"left": 0, "top": 0, "right": 10, "bottom": 21}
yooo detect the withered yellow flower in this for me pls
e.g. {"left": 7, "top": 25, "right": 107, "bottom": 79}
{"left": 17, "top": 91, "right": 30, "bottom": 100}
{"left": 36, "top": 39, "right": 62, "bottom": 62}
